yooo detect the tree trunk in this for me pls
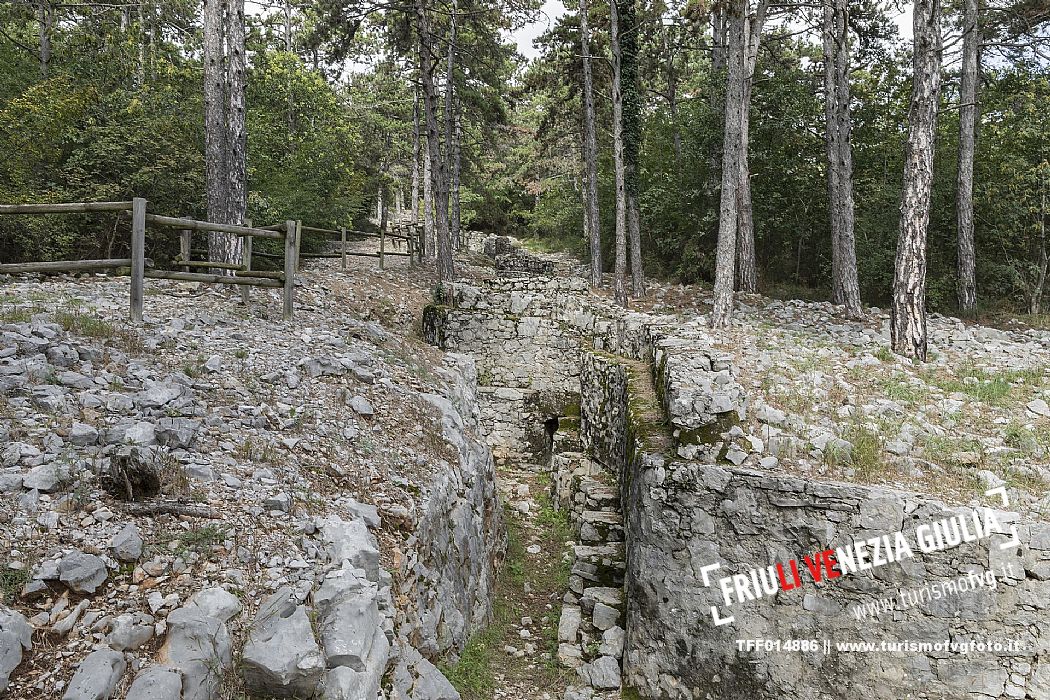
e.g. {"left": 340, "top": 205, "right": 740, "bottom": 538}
{"left": 823, "top": 0, "right": 863, "bottom": 317}
{"left": 411, "top": 93, "right": 421, "bottom": 223}
{"left": 135, "top": 4, "right": 146, "bottom": 88}
{"left": 379, "top": 181, "right": 389, "bottom": 245}
{"left": 443, "top": 0, "right": 458, "bottom": 249}
{"left": 37, "top": 0, "right": 51, "bottom": 79}
{"left": 423, "top": 136, "right": 434, "bottom": 258}
{"left": 710, "top": 0, "right": 746, "bottom": 329}
{"left": 628, "top": 192, "right": 644, "bottom": 296}
{"left": 616, "top": 0, "right": 644, "bottom": 299}
{"left": 226, "top": 0, "right": 247, "bottom": 229}
{"left": 451, "top": 104, "right": 462, "bottom": 250}
{"left": 735, "top": 0, "right": 766, "bottom": 294}
{"left": 580, "top": 0, "right": 602, "bottom": 288}
{"left": 891, "top": 0, "right": 942, "bottom": 361}
{"left": 610, "top": 0, "right": 628, "bottom": 306}
{"left": 956, "top": 0, "right": 979, "bottom": 316}
{"left": 417, "top": 0, "right": 454, "bottom": 282}
{"left": 709, "top": 3, "right": 728, "bottom": 202}
{"left": 1032, "top": 190, "right": 1047, "bottom": 314}
{"left": 203, "top": 0, "right": 229, "bottom": 264}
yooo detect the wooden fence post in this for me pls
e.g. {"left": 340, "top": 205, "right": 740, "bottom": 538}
{"left": 379, "top": 224, "right": 386, "bottom": 271}
{"left": 283, "top": 219, "right": 296, "bottom": 320}
{"left": 240, "top": 219, "right": 253, "bottom": 305}
{"left": 407, "top": 227, "right": 415, "bottom": 267}
{"left": 294, "top": 220, "right": 302, "bottom": 273}
{"left": 130, "top": 197, "right": 146, "bottom": 324}
{"left": 179, "top": 230, "right": 191, "bottom": 271}
{"left": 340, "top": 226, "right": 347, "bottom": 270}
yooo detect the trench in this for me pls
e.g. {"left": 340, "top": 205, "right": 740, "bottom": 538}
{"left": 422, "top": 245, "right": 1050, "bottom": 700}
{"left": 422, "top": 267, "right": 672, "bottom": 700}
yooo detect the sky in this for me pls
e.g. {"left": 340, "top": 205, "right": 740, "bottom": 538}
{"left": 511, "top": 0, "right": 566, "bottom": 60}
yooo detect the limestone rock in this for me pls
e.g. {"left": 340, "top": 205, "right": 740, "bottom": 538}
{"left": 156, "top": 601, "right": 233, "bottom": 700}
{"left": 22, "top": 463, "right": 69, "bottom": 493}
{"left": 0, "top": 605, "right": 33, "bottom": 692}
{"left": 318, "top": 516, "right": 381, "bottom": 581}
{"left": 240, "top": 588, "right": 325, "bottom": 698}
{"left": 581, "top": 655, "right": 620, "bottom": 690}
{"left": 62, "top": 649, "right": 126, "bottom": 700}
{"left": 410, "top": 657, "right": 460, "bottom": 700}
{"left": 59, "top": 552, "right": 108, "bottom": 594}
{"left": 107, "top": 613, "right": 154, "bottom": 651}
{"left": 188, "top": 588, "right": 242, "bottom": 622}
{"left": 318, "top": 592, "right": 383, "bottom": 671}
{"left": 110, "top": 523, "right": 143, "bottom": 563}
{"left": 155, "top": 418, "right": 200, "bottom": 449}
{"left": 125, "top": 665, "right": 182, "bottom": 700}
{"left": 349, "top": 395, "right": 374, "bottom": 416}
{"left": 70, "top": 422, "right": 100, "bottom": 447}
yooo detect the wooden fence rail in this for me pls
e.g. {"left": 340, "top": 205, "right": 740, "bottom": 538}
{"left": 0, "top": 200, "right": 424, "bottom": 324}
{"left": 0, "top": 198, "right": 296, "bottom": 322}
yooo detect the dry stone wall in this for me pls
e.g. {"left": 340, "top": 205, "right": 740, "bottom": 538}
{"left": 423, "top": 278, "right": 597, "bottom": 461}
{"left": 424, "top": 269, "right": 1049, "bottom": 700}
{"left": 619, "top": 454, "right": 1048, "bottom": 700}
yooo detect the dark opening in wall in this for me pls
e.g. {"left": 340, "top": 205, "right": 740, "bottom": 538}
{"left": 543, "top": 416, "right": 560, "bottom": 462}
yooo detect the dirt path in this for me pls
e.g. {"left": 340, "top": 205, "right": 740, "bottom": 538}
{"left": 444, "top": 460, "right": 574, "bottom": 700}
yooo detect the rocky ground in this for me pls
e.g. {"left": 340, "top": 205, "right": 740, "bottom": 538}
{"left": 620, "top": 284, "right": 1050, "bottom": 515}
{"left": 0, "top": 243, "right": 489, "bottom": 698}
{"left": 3, "top": 230, "right": 1048, "bottom": 700}
{"left": 527, "top": 242, "right": 1050, "bottom": 516}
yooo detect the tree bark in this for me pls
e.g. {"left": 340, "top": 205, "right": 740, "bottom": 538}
{"left": 823, "top": 0, "right": 863, "bottom": 317}
{"left": 711, "top": 0, "right": 746, "bottom": 329}
{"left": 617, "top": 0, "right": 644, "bottom": 299}
{"left": 417, "top": 0, "right": 453, "bottom": 281}
{"left": 610, "top": 0, "right": 628, "bottom": 306}
{"left": 37, "top": 0, "right": 51, "bottom": 79}
{"left": 735, "top": 0, "right": 766, "bottom": 294}
{"left": 891, "top": 0, "right": 942, "bottom": 361}
{"left": 443, "top": 0, "right": 459, "bottom": 249}
{"left": 379, "top": 180, "right": 389, "bottom": 242}
{"left": 709, "top": 3, "right": 728, "bottom": 203}
{"left": 580, "top": 0, "right": 602, "bottom": 287}
{"left": 411, "top": 92, "right": 421, "bottom": 223}
{"left": 956, "top": 0, "right": 979, "bottom": 316}
{"left": 226, "top": 0, "right": 247, "bottom": 230}
{"left": 203, "top": 0, "right": 229, "bottom": 264}
{"left": 451, "top": 104, "right": 462, "bottom": 249}
{"left": 628, "top": 192, "right": 643, "bottom": 296}
{"left": 423, "top": 138, "right": 434, "bottom": 258}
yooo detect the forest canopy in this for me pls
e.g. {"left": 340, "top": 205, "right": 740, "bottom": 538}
{"left": 0, "top": 0, "right": 1048, "bottom": 333}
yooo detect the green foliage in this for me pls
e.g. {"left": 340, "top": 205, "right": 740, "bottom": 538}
{"left": 516, "top": 13, "right": 1050, "bottom": 314}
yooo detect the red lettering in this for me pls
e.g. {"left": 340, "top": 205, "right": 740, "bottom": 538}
{"left": 776, "top": 561, "right": 799, "bottom": 591}
{"left": 803, "top": 551, "right": 824, "bottom": 583}
{"left": 823, "top": 550, "right": 842, "bottom": 579}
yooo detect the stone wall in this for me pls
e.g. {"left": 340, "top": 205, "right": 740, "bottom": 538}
{"left": 424, "top": 269, "right": 1050, "bottom": 700}
{"left": 620, "top": 453, "right": 1049, "bottom": 700}
{"left": 579, "top": 352, "right": 628, "bottom": 479}
{"left": 396, "top": 354, "right": 505, "bottom": 661}
{"left": 423, "top": 278, "right": 597, "bottom": 461}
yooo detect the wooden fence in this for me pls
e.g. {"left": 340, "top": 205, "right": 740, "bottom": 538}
{"left": 0, "top": 199, "right": 423, "bottom": 323}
